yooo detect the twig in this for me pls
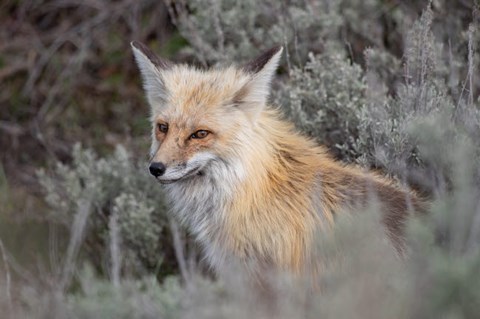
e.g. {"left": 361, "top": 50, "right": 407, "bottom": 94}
{"left": 48, "top": 222, "right": 61, "bottom": 278}
{"left": 466, "top": 199, "right": 480, "bottom": 253}
{"left": 467, "top": 24, "right": 475, "bottom": 107}
{"left": 0, "top": 62, "right": 30, "bottom": 81}
{"left": 211, "top": 0, "right": 225, "bottom": 56}
{"left": 109, "top": 210, "right": 121, "bottom": 288}
{"left": 60, "top": 199, "right": 92, "bottom": 291}
{"left": 0, "top": 238, "right": 12, "bottom": 317}
{"left": 455, "top": 24, "right": 476, "bottom": 112}
{"left": 169, "top": 219, "right": 190, "bottom": 284}
{"left": 0, "top": 121, "right": 24, "bottom": 137}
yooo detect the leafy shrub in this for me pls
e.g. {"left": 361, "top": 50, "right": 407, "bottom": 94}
{"left": 169, "top": 0, "right": 343, "bottom": 67}
{"left": 280, "top": 46, "right": 367, "bottom": 160}
{"left": 37, "top": 145, "right": 171, "bottom": 276}
{"left": 405, "top": 119, "right": 480, "bottom": 318}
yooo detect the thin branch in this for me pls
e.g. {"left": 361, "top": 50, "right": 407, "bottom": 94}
{"left": 60, "top": 199, "right": 92, "bottom": 291}
{"left": 467, "top": 24, "right": 475, "bottom": 107}
{"left": 169, "top": 219, "right": 190, "bottom": 284}
{"left": 0, "top": 238, "right": 12, "bottom": 318}
{"left": 109, "top": 210, "right": 121, "bottom": 288}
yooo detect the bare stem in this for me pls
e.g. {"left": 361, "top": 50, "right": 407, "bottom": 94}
{"left": 0, "top": 238, "right": 12, "bottom": 318}
{"left": 169, "top": 219, "right": 190, "bottom": 284}
{"left": 60, "top": 199, "right": 92, "bottom": 291}
{"left": 109, "top": 210, "right": 121, "bottom": 288}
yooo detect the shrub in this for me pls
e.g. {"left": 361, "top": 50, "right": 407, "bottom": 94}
{"left": 37, "top": 145, "right": 171, "bottom": 277}
{"left": 280, "top": 46, "right": 367, "bottom": 160}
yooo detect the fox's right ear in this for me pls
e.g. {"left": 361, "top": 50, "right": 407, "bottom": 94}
{"left": 131, "top": 41, "right": 172, "bottom": 106}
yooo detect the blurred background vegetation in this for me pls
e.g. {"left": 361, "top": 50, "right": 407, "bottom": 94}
{"left": 1, "top": 0, "right": 480, "bottom": 318}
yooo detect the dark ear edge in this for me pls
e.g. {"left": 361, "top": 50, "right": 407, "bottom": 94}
{"left": 242, "top": 45, "right": 283, "bottom": 74}
{"left": 131, "top": 41, "right": 173, "bottom": 70}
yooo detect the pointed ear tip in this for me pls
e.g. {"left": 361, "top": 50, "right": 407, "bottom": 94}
{"left": 130, "top": 41, "right": 143, "bottom": 51}
{"left": 268, "top": 45, "right": 283, "bottom": 63}
{"left": 242, "top": 45, "right": 284, "bottom": 74}
{"left": 270, "top": 46, "right": 284, "bottom": 64}
{"left": 275, "top": 45, "right": 283, "bottom": 58}
{"left": 270, "top": 45, "right": 283, "bottom": 57}
{"left": 275, "top": 45, "right": 284, "bottom": 53}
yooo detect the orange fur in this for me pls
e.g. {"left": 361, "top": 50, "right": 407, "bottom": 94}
{"left": 131, "top": 42, "right": 424, "bottom": 281}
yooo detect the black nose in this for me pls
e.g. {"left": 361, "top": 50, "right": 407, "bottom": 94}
{"left": 149, "top": 162, "right": 166, "bottom": 177}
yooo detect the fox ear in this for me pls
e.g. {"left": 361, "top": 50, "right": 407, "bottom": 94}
{"left": 235, "top": 46, "right": 283, "bottom": 118}
{"left": 131, "top": 41, "right": 172, "bottom": 106}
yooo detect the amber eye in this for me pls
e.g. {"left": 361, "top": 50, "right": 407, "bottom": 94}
{"left": 191, "top": 130, "right": 209, "bottom": 139}
{"left": 157, "top": 123, "right": 168, "bottom": 133}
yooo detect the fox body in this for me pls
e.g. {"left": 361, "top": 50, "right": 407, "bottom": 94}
{"left": 131, "top": 42, "right": 421, "bottom": 279}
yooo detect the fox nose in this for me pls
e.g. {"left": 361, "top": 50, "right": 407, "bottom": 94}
{"left": 149, "top": 162, "right": 166, "bottom": 177}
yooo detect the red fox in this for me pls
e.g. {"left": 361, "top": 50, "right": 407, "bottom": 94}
{"left": 131, "top": 41, "right": 423, "bottom": 280}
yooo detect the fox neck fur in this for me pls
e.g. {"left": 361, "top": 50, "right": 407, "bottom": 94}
{"left": 165, "top": 107, "right": 328, "bottom": 276}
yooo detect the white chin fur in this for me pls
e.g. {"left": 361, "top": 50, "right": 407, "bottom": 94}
{"left": 159, "top": 152, "right": 217, "bottom": 182}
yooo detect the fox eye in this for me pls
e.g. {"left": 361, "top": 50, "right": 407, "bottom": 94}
{"left": 191, "top": 130, "right": 209, "bottom": 139}
{"left": 157, "top": 123, "right": 168, "bottom": 133}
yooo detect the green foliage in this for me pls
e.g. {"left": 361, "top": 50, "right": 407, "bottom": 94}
{"left": 67, "top": 267, "right": 183, "bottom": 319}
{"left": 281, "top": 46, "right": 367, "bottom": 160}
{"left": 405, "top": 119, "right": 480, "bottom": 318}
{"left": 37, "top": 145, "right": 169, "bottom": 274}
{"left": 172, "top": 0, "right": 343, "bottom": 66}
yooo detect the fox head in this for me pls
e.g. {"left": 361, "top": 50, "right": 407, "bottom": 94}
{"left": 131, "top": 41, "right": 283, "bottom": 184}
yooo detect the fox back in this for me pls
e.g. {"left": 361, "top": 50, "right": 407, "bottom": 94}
{"left": 131, "top": 42, "right": 423, "bottom": 279}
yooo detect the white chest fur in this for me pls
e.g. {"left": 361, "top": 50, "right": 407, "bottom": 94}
{"left": 164, "top": 158, "right": 246, "bottom": 271}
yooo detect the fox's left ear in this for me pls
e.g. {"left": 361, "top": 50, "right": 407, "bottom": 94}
{"left": 131, "top": 41, "right": 172, "bottom": 107}
{"left": 235, "top": 46, "right": 283, "bottom": 118}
